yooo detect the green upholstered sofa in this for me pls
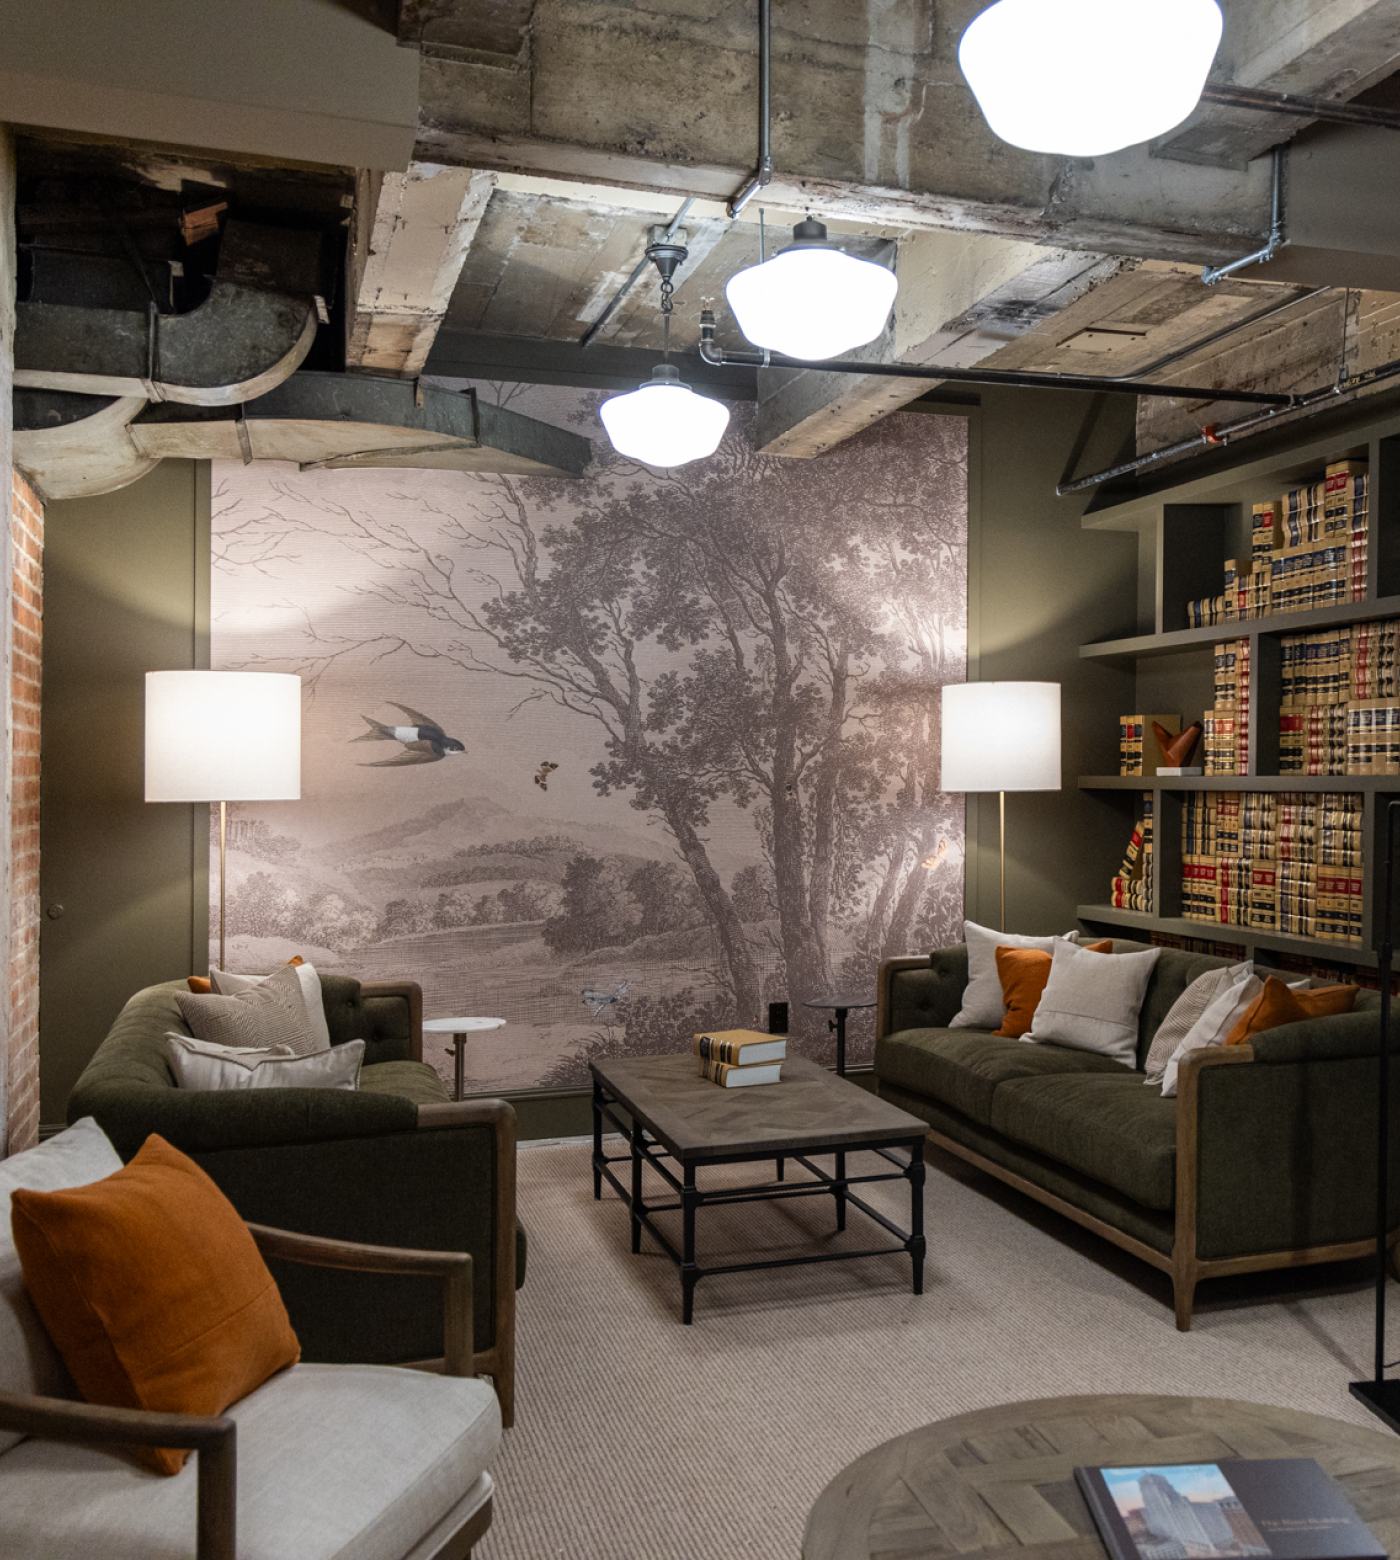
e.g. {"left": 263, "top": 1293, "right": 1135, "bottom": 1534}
{"left": 875, "top": 937, "right": 1400, "bottom": 1329}
{"left": 67, "top": 974, "right": 523, "bottom": 1424}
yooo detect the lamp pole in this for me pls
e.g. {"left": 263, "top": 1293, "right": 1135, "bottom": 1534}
{"left": 1351, "top": 797, "right": 1400, "bottom": 1432}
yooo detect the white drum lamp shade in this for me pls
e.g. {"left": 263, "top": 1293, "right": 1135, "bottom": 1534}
{"left": 725, "top": 218, "right": 899, "bottom": 361}
{"left": 941, "top": 681, "right": 1060, "bottom": 931}
{"left": 958, "top": 0, "right": 1223, "bottom": 158}
{"left": 940, "top": 681, "right": 1061, "bottom": 793}
{"left": 599, "top": 365, "right": 730, "bottom": 469}
{"left": 145, "top": 671, "right": 302, "bottom": 802}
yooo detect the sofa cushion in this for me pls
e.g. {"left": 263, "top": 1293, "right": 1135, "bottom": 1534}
{"left": 0, "top": 1119, "right": 123, "bottom": 1453}
{"left": 361, "top": 1060, "right": 452, "bottom": 1107}
{"left": 990, "top": 1073, "right": 1177, "bottom": 1211}
{"left": 0, "top": 1362, "right": 499, "bottom": 1560}
{"left": 875, "top": 1026, "right": 1127, "bottom": 1126}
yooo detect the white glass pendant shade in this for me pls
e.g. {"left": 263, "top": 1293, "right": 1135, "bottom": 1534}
{"left": 959, "top": 0, "right": 1223, "bottom": 158}
{"left": 725, "top": 219, "right": 898, "bottom": 361}
{"left": 599, "top": 364, "right": 730, "bottom": 468}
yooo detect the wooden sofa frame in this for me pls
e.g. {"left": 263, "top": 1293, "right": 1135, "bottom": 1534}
{"left": 0, "top": 1225, "right": 493, "bottom": 1560}
{"left": 877, "top": 955, "right": 1400, "bottom": 1330}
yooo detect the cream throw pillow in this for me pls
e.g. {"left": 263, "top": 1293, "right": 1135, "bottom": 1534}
{"left": 166, "top": 1034, "right": 364, "bottom": 1091}
{"left": 175, "top": 963, "right": 319, "bottom": 1056}
{"left": 1025, "top": 939, "right": 1161, "bottom": 1066}
{"left": 1143, "top": 962, "right": 1250, "bottom": 1080}
{"left": 950, "top": 920, "right": 1078, "bottom": 1030}
{"left": 211, "top": 963, "right": 331, "bottom": 1052}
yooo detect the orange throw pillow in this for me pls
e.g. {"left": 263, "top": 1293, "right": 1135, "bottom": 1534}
{"left": 11, "top": 1134, "right": 299, "bottom": 1474}
{"left": 188, "top": 954, "right": 303, "bottom": 993}
{"left": 995, "top": 941, "right": 1112, "bottom": 1038}
{"left": 1225, "top": 976, "right": 1358, "bottom": 1046}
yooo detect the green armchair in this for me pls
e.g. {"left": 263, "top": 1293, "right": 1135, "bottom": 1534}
{"left": 66, "top": 974, "right": 522, "bottom": 1423}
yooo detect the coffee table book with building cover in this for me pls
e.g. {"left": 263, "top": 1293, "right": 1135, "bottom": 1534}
{"left": 1074, "top": 1460, "right": 1385, "bottom": 1560}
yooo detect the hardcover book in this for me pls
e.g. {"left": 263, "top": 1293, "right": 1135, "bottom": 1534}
{"left": 1075, "top": 1459, "right": 1385, "bottom": 1560}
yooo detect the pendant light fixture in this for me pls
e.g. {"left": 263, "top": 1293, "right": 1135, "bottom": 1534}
{"left": 598, "top": 227, "right": 730, "bottom": 469}
{"left": 724, "top": 216, "right": 899, "bottom": 361}
{"left": 959, "top": 0, "right": 1223, "bottom": 158}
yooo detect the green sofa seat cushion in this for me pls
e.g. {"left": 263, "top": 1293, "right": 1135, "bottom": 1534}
{"left": 990, "top": 1072, "right": 1177, "bottom": 1211}
{"left": 875, "top": 1026, "right": 1128, "bottom": 1126}
{"left": 360, "top": 1060, "right": 452, "bottom": 1107}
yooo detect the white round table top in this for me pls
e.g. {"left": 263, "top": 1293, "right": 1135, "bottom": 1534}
{"left": 423, "top": 1017, "right": 506, "bottom": 1034}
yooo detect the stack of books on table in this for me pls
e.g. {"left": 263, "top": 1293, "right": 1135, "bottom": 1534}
{"left": 692, "top": 1029, "right": 786, "bottom": 1088}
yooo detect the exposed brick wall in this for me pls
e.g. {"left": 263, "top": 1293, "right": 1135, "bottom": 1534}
{"left": 7, "top": 472, "right": 42, "bottom": 1152}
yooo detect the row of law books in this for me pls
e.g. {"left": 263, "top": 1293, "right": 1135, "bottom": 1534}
{"left": 1204, "top": 638, "right": 1250, "bottom": 775}
{"left": 692, "top": 1029, "right": 785, "bottom": 1088}
{"left": 1108, "top": 794, "right": 1154, "bottom": 911}
{"left": 1183, "top": 458, "right": 1369, "bottom": 627}
{"left": 1180, "top": 791, "right": 1364, "bottom": 943}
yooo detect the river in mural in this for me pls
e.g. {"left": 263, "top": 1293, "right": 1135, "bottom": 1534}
{"left": 209, "top": 382, "right": 967, "bottom": 1093}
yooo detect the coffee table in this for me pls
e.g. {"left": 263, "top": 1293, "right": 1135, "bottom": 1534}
{"left": 590, "top": 1053, "right": 927, "bottom": 1324}
{"left": 802, "top": 1393, "right": 1400, "bottom": 1560}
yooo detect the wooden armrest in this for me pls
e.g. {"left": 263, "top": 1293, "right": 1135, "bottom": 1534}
{"left": 246, "top": 1224, "right": 473, "bottom": 1377}
{"left": 0, "top": 1389, "right": 235, "bottom": 1560}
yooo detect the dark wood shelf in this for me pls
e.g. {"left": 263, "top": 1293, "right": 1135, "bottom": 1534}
{"left": 1076, "top": 904, "right": 1377, "bottom": 968}
{"left": 1080, "top": 595, "right": 1400, "bottom": 662}
{"left": 1080, "top": 774, "right": 1400, "bottom": 792}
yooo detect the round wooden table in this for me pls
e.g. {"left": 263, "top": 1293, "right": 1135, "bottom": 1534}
{"left": 802, "top": 1394, "right": 1400, "bottom": 1560}
{"left": 423, "top": 1015, "right": 505, "bottom": 1101}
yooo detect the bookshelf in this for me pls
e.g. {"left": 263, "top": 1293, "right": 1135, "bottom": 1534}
{"left": 1075, "top": 408, "right": 1400, "bottom": 970}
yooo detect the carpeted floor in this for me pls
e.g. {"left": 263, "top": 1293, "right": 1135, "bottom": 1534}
{"left": 477, "top": 1137, "right": 1389, "bottom": 1560}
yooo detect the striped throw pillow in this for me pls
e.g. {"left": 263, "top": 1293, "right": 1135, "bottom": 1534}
{"left": 1142, "top": 962, "right": 1248, "bottom": 1080}
{"left": 175, "top": 962, "right": 320, "bottom": 1057}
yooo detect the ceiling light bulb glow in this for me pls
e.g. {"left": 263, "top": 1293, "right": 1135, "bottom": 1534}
{"left": 958, "top": 0, "right": 1223, "bottom": 158}
{"left": 599, "top": 365, "right": 730, "bottom": 468}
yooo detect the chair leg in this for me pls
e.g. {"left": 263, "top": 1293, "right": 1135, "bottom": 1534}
{"left": 1388, "top": 1241, "right": 1400, "bottom": 1285}
{"left": 493, "top": 1344, "right": 515, "bottom": 1429}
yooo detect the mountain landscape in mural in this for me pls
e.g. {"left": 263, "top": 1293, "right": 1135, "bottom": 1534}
{"left": 210, "top": 384, "right": 967, "bottom": 1092}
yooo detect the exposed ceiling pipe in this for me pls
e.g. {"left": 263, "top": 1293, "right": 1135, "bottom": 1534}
{"left": 1200, "top": 81, "right": 1400, "bottom": 133}
{"left": 726, "top": 0, "right": 773, "bottom": 218}
{"left": 1056, "top": 354, "right": 1400, "bottom": 497}
{"left": 1201, "top": 145, "right": 1286, "bottom": 286}
{"left": 696, "top": 310, "right": 1295, "bottom": 406}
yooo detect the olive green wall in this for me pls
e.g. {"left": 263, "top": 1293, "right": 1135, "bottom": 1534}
{"left": 963, "top": 389, "right": 1138, "bottom": 935}
{"left": 36, "top": 392, "right": 1137, "bottom": 1135}
{"left": 39, "top": 459, "right": 209, "bottom": 1122}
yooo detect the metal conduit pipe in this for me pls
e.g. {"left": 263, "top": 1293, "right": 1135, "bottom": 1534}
{"left": 1202, "top": 146, "right": 1287, "bottom": 286}
{"left": 727, "top": 0, "right": 774, "bottom": 218}
{"left": 1055, "top": 355, "right": 1400, "bottom": 497}
{"left": 695, "top": 311, "right": 1295, "bottom": 406}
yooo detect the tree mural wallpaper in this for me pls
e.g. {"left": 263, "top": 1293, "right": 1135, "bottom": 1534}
{"left": 210, "top": 383, "right": 967, "bottom": 1092}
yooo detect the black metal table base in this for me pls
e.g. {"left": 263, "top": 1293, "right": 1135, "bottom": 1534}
{"left": 591, "top": 1080, "right": 926, "bottom": 1323}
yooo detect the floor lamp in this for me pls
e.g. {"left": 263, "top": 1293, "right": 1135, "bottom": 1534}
{"left": 940, "top": 681, "right": 1061, "bottom": 931}
{"left": 1351, "top": 796, "right": 1400, "bottom": 1433}
{"left": 144, "top": 671, "right": 302, "bottom": 973}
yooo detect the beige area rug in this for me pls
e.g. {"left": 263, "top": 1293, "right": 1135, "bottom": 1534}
{"left": 478, "top": 1137, "right": 1389, "bottom": 1560}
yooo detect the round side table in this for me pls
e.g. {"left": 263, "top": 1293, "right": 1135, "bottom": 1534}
{"left": 423, "top": 1016, "right": 505, "bottom": 1101}
{"left": 801, "top": 995, "right": 873, "bottom": 1076}
{"left": 802, "top": 1393, "right": 1400, "bottom": 1560}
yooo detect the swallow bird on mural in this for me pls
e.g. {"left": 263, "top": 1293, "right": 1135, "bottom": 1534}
{"left": 354, "top": 703, "right": 466, "bottom": 767}
{"left": 582, "top": 980, "right": 631, "bottom": 1018}
{"left": 533, "top": 760, "right": 559, "bottom": 791}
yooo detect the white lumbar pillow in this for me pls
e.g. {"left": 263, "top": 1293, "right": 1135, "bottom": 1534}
{"left": 212, "top": 962, "right": 332, "bottom": 1052}
{"left": 951, "top": 920, "right": 1079, "bottom": 1030}
{"left": 166, "top": 1033, "right": 364, "bottom": 1091}
{"left": 1026, "top": 939, "right": 1161, "bottom": 1066}
{"left": 1157, "top": 968, "right": 1310, "bottom": 1097}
